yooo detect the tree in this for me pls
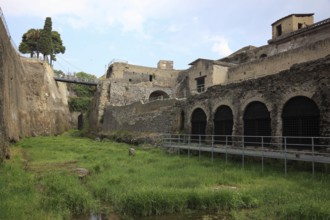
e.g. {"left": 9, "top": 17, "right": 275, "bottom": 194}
{"left": 70, "top": 72, "right": 97, "bottom": 97}
{"left": 19, "top": 17, "right": 65, "bottom": 64}
{"left": 39, "top": 17, "right": 53, "bottom": 60}
{"left": 18, "top": 28, "right": 41, "bottom": 58}
{"left": 50, "top": 31, "right": 66, "bottom": 65}
{"left": 67, "top": 72, "right": 97, "bottom": 112}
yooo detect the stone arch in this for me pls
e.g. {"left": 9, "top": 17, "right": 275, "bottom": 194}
{"left": 275, "top": 91, "right": 315, "bottom": 137}
{"left": 243, "top": 101, "right": 271, "bottom": 146}
{"left": 149, "top": 90, "right": 169, "bottom": 101}
{"left": 191, "top": 108, "right": 207, "bottom": 142}
{"left": 213, "top": 105, "right": 233, "bottom": 144}
{"left": 281, "top": 96, "right": 320, "bottom": 148}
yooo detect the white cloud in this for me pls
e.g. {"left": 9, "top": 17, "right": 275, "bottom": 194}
{"left": 120, "top": 10, "right": 145, "bottom": 32}
{"left": 207, "top": 35, "right": 233, "bottom": 57}
{"left": 167, "top": 25, "right": 179, "bottom": 32}
{"left": 0, "top": 0, "right": 191, "bottom": 35}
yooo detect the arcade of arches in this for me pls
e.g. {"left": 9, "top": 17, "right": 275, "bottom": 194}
{"left": 187, "top": 96, "right": 321, "bottom": 146}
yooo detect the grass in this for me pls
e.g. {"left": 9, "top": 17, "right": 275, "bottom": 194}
{"left": 1, "top": 130, "right": 330, "bottom": 219}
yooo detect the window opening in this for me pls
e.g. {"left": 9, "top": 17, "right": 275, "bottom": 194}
{"left": 195, "top": 76, "right": 205, "bottom": 93}
{"left": 276, "top": 24, "right": 282, "bottom": 36}
{"left": 149, "top": 75, "right": 153, "bottom": 82}
{"left": 298, "top": 23, "right": 303, "bottom": 29}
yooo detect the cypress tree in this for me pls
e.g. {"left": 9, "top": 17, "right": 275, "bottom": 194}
{"left": 39, "top": 17, "right": 53, "bottom": 61}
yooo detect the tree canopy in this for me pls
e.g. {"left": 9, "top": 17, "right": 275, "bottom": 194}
{"left": 19, "top": 17, "right": 65, "bottom": 64}
{"left": 67, "top": 71, "right": 97, "bottom": 112}
{"left": 39, "top": 17, "right": 53, "bottom": 59}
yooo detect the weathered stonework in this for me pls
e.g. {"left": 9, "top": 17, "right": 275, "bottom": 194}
{"left": 0, "top": 15, "right": 70, "bottom": 160}
{"left": 180, "top": 55, "right": 330, "bottom": 138}
{"left": 93, "top": 14, "right": 330, "bottom": 141}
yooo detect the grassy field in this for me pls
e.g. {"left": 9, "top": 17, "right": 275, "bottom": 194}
{"left": 1, "top": 131, "right": 330, "bottom": 219}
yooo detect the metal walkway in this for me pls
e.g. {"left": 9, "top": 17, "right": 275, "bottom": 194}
{"left": 161, "top": 134, "right": 330, "bottom": 174}
{"left": 54, "top": 76, "right": 98, "bottom": 86}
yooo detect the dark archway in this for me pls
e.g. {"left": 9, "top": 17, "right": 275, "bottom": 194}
{"left": 213, "top": 105, "right": 233, "bottom": 145}
{"left": 149, "top": 90, "right": 169, "bottom": 101}
{"left": 282, "top": 96, "right": 320, "bottom": 148}
{"left": 78, "top": 113, "right": 84, "bottom": 130}
{"left": 191, "top": 108, "right": 207, "bottom": 142}
{"left": 243, "top": 101, "right": 271, "bottom": 146}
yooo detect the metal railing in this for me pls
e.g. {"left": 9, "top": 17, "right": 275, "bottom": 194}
{"left": 54, "top": 74, "right": 99, "bottom": 86}
{"left": 160, "top": 134, "right": 330, "bottom": 175}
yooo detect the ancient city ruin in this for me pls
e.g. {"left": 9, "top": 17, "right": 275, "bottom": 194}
{"left": 0, "top": 13, "right": 330, "bottom": 160}
{"left": 90, "top": 14, "right": 330, "bottom": 147}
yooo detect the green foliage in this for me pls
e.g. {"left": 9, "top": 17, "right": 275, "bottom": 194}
{"left": 69, "top": 72, "right": 97, "bottom": 97}
{"left": 19, "top": 17, "right": 65, "bottom": 63}
{"left": 68, "top": 97, "right": 92, "bottom": 112}
{"left": 67, "top": 72, "right": 97, "bottom": 113}
{"left": 19, "top": 28, "right": 41, "bottom": 58}
{"left": 40, "top": 172, "right": 98, "bottom": 217}
{"left": 39, "top": 17, "right": 53, "bottom": 58}
{"left": 53, "top": 69, "right": 64, "bottom": 77}
{"left": 3, "top": 133, "right": 330, "bottom": 219}
{"left": 51, "top": 31, "right": 65, "bottom": 64}
{"left": 0, "top": 154, "right": 58, "bottom": 219}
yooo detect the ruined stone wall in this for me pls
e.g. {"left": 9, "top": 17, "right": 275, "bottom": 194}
{"left": 107, "top": 62, "right": 180, "bottom": 84}
{"left": 181, "top": 55, "right": 330, "bottom": 138}
{"left": 97, "top": 56, "right": 329, "bottom": 139}
{"left": 109, "top": 81, "right": 176, "bottom": 106}
{"left": 0, "top": 17, "right": 70, "bottom": 160}
{"left": 102, "top": 99, "right": 181, "bottom": 133}
{"left": 228, "top": 38, "right": 330, "bottom": 83}
{"left": 106, "top": 62, "right": 182, "bottom": 106}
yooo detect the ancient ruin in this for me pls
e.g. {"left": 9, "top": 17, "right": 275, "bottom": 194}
{"left": 0, "top": 10, "right": 70, "bottom": 160}
{"left": 91, "top": 13, "right": 330, "bottom": 146}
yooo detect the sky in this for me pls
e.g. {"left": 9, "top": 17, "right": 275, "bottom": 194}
{"left": 1, "top": 0, "right": 330, "bottom": 77}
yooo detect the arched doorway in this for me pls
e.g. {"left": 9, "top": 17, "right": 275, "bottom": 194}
{"left": 78, "top": 113, "right": 84, "bottom": 130}
{"left": 243, "top": 101, "right": 271, "bottom": 146}
{"left": 191, "top": 108, "right": 207, "bottom": 142}
{"left": 282, "top": 96, "right": 320, "bottom": 148}
{"left": 149, "top": 90, "right": 169, "bottom": 101}
{"left": 213, "top": 105, "right": 233, "bottom": 145}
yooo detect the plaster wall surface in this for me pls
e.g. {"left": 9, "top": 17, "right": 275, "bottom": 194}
{"left": 272, "top": 15, "right": 314, "bottom": 38}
